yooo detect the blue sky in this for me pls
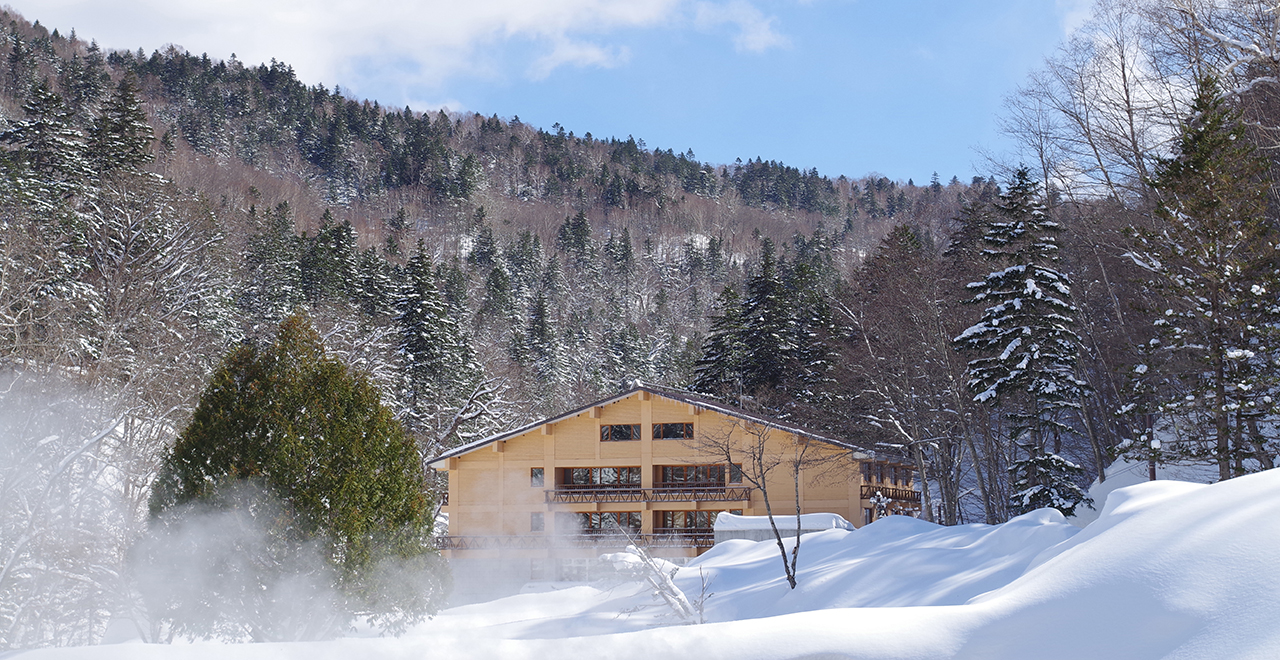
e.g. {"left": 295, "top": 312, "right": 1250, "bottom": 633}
{"left": 23, "top": 0, "right": 1091, "bottom": 183}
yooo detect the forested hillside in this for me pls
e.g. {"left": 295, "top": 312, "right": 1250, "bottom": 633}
{"left": 6, "top": 0, "right": 1280, "bottom": 648}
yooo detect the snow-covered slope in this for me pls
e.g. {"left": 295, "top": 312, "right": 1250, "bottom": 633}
{"left": 23, "top": 470, "right": 1280, "bottom": 660}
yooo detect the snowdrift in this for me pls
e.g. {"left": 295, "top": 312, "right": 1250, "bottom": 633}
{"left": 21, "top": 470, "right": 1280, "bottom": 660}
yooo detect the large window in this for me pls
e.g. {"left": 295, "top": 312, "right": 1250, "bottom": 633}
{"left": 557, "top": 511, "right": 641, "bottom": 534}
{"left": 653, "top": 422, "right": 694, "bottom": 440}
{"left": 657, "top": 464, "right": 739, "bottom": 487}
{"left": 601, "top": 424, "right": 641, "bottom": 441}
{"left": 560, "top": 467, "right": 641, "bottom": 488}
{"left": 657, "top": 510, "right": 717, "bottom": 531}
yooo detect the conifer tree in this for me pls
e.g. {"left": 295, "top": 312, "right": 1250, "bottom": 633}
{"left": 954, "top": 169, "right": 1089, "bottom": 517}
{"left": 1, "top": 80, "right": 89, "bottom": 210}
{"left": 1128, "top": 76, "right": 1280, "bottom": 479}
{"left": 555, "top": 210, "right": 594, "bottom": 269}
{"left": 739, "top": 238, "right": 795, "bottom": 393}
{"left": 145, "top": 313, "right": 444, "bottom": 640}
{"left": 86, "top": 74, "right": 153, "bottom": 176}
{"left": 395, "top": 241, "right": 482, "bottom": 447}
{"left": 692, "top": 285, "right": 748, "bottom": 397}
{"left": 300, "top": 213, "right": 359, "bottom": 303}
{"left": 523, "top": 288, "right": 561, "bottom": 386}
{"left": 240, "top": 202, "right": 304, "bottom": 328}
{"left": 355, "top": 247, "right": 395, "bottom": 318}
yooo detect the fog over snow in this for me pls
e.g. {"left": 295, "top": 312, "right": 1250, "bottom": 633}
{"left": 19, "top": 468, "right": 1280, "bottom": 660}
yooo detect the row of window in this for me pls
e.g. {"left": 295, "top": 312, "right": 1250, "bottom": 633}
{"left": 557, "top": 511, "right": 643, "bottom": 533}
{"left": 659, "top": 464, "right": 742, "bottom": 486}
{"left": 530, "top": 465, "right": 743, "bottom": 488}
{"left": 600, "top": 423, "right": 695, "bottom": 442}
{"left": 561, "top": 467, "right": 642, "bottom": 487}
{"left": 532, "top": 510, "right": 741, "bottom": 533}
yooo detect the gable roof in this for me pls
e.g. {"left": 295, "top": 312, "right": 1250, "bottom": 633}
{"left": 427, "top": 382, "right": 874, "bottom": 466}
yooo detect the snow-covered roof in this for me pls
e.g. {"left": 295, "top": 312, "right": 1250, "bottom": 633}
{"left": 427, "top": 382, "right": 875, "bottom": 466}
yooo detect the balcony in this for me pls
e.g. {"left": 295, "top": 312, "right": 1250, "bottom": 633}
{"left": 435, "top": 532, "right": 714, "bottom": 550}
{"left": 545, "top": 485, "right": 752, "bottom": 504}
{"left": 861, "top": 484, "right": 921, "bottom": 503}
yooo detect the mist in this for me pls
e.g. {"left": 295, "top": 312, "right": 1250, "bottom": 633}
{"left": 0, "top": 368, "right": 448, "bottom": 649}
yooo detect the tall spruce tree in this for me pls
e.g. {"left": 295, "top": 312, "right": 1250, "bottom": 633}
{"left": 691, "top": 285, "right": 748, "bottom": 397}
{"left": 954, "top": 169, "right": 1090, "bottom": 517}
{"left": 395, "top": 241, "right": 482, "bottom": 449}
{"left": 86, "top": 74, "right": 153, "bottom": 176}
{"left": 739, "top": 238, "right": 795, "bottom": 393}
{"left": 1129, "top": 76, "right": 1280, "bottom": 479}
{"left": 240, "top": 202, "right": 304, "bottom": 329}
{"left": 1, "top": 80, "right": 89, "bottom": 212}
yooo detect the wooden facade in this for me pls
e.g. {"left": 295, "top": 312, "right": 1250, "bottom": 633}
{"left": 429, "top": 384, "right": 919, "bottom": 591}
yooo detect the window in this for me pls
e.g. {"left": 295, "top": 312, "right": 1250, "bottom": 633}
{"left": 653, "top": 422, "right": 694, "bottom": 440}
{"left": 658, "top": 464, "right": 728, "bottom": 487}
{"left": 531, "top": 512, "right": 544, "bottom": 532}
{"left": 658, "top": 510, "right": 717, "bottom": 531}
{"left": 601, "top": 424, "right": 641, "bottom": 441}
{"left": 560, "top": 467, "right": 641, "bottom": 487}
{"left": 557, "top": 511, "right": 641, "bottom": 534}
{"left": 531, "top": 467, "right": 544, "bottom": 487}
{"left": 728, "top": 463, "right": 743, "bottom": 484}
{"left": 558, "top": 557, "right": 591, "bottom": 581}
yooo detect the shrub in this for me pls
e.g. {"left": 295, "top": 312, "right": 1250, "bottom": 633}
{"left": 141, "top": 313, "right": 445, "bottom": 641}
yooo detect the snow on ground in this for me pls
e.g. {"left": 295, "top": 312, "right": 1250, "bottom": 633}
{"left": 18, "top": 469, "right": 1280, "bottom": 660}
{"left": 1070, "top": 457, "right": 1219, "bottom": 526}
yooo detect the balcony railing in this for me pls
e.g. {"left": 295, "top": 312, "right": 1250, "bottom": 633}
{"left": 860, "top": 484, "right": 921, "bottom": 503}
{"left": 435, "top": 532, "right": 714, "bottom": 550}
{"left": 545, "top": 486, "right": 752, "bottom": 504}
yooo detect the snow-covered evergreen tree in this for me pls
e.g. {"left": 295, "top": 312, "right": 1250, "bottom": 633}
{"left": 395, "top": 241, "right": 484, "bottom": 450}
{"left": 691, "top": 285, "right": 747, "bottom": 397}
{"left": 738, "top": 238, "right": 794, "bottom": 393}
{"left": 1126, "top": 76, "right": 1280, "bottom": 479}
{"left": 86, "top": 74, "right": 154, "bottom": 176}
{"left": 954, "top": 169, "right": 1089, "bottom": 517}
{"left": 239, "top": 202, "right": 304, "bottom": 330}
{"left": 0, "top": 80, "right": 90, "bottom": 212}
{"left": 300, "top": 212, "right": 359, "bottom": 304}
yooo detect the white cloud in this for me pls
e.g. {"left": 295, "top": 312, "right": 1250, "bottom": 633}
{"left": 1056, "top": 0, "right": 1095, "bottom": 36}
{"left": 19, "top": 0, "right": 712, "bottom": 90}
{"left": 694, "top": 1, "right": 790, "bottom": 53}
{"left": 19, "top": 0, "right": 794, "bottom": 109}
{"left": 528, "top": 38, "right": 630, "bottom": 80}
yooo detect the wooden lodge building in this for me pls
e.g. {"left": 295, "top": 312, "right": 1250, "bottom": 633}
{"left": 429, "top": 383, "right": 920, "bottom": 601}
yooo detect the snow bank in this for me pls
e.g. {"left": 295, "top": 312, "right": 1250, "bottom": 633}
{"left": 712, "top": 511, "right": 853, "bottom": 531}
{"left": 1070, "top": 457, "right": 1218, "bottom": 526}
{"left": 24, "top": 470, "right": 1280, "bottom": 660}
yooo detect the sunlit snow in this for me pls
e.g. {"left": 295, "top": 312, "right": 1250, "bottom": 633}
{"left": 21, "top": 470, "right": 1280, "bottom": 660}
